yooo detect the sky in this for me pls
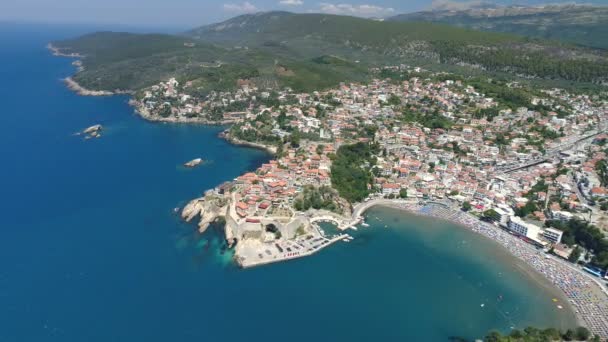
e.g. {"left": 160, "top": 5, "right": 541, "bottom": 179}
{"left": 1, "top": 0, "right": 606, "bottom": 29}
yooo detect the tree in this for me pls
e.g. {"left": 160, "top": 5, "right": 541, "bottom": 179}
{"left": 277, "top": 110, "right": 288, "bottom": 129}
{"left": 387, "top": 94, "right": 401, "bottom": 106}
{"left": 483, "top": 209, "right": 500, "bottom": 222}
{"left": 568, "top": 246, "right": 581, "bottom": 263}
{"left": 316, "top": 144, "right": 325, "bottom": 155}
{"left": 483, "top": 331, "right": 502, "bottom": 342}
{"left": 462, "top": 201, "right": 472, "bottom": 212}
{"left": 275, "top": 142, "right": 285, "bottom": 158}
{"left": 289, "top": 128, "right": 301, "bottom": 148}
{"left": 574, "top": 326, "right": 590, "bottom": 341}
{"left": 562, "top": 329, "right": 575, "bottom": 341}
{"left": 515, "top": 201, "right": 537, "bottom": 217}
{"left": 399, "top": 188, "right": 408, "bottom": 199}
{"left": 541, "top": 328, "right": 561, "bottom": 340}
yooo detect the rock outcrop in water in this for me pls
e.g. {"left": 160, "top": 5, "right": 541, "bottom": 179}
{"left": 78, "top": 124, "right": 103, "bottom": 139}
{"left": 184, "top": 158, "right": 203, "bottom": 168}
{"left": 181, "top": 194, "right": 228, "bottom": 233}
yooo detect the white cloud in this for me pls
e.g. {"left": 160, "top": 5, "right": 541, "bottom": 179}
{"left": 279, "top": 0, "right": 304, "bottom": 6}
{"left": 223, "top": 1, "right": 259, "bottom": 13}
{"left": 317, "top": 3, "right": 395, "bottom": 17}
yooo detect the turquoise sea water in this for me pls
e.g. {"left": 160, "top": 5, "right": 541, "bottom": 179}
{"left": 0, "top": 24, "right": 575, "bottom": 341}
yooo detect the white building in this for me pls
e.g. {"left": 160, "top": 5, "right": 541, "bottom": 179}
{"left": 552, "top": 210, "right": 574, "bottom": 222}
{"left": 493, "top": 207, "right": 513, "bottom": 227}
{"left": 543, "top": 228, "right": 563, "bottom": 244}
{"left": 508, "top": 217, "right": 544, "bottom": 246}
{"left": 382, "top": 183, "right": 400, "bottom": 195}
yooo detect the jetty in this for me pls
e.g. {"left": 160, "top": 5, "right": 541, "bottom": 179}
{"left": 236, "top": 233, "right": 349, "bottom": 268}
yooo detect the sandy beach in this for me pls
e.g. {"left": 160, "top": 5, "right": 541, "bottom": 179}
{"left": 362, "top": 200, "right": 608, "bottom": 338}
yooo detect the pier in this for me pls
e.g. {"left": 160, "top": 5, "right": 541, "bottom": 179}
{"left": 237, "top": 233, "right": 349, "bottom": 268}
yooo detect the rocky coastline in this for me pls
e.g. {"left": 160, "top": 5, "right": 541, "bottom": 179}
{"left": 50, "top": 44, "right": 132, "bottom": 97}
{"left": 64, "top": 77, "right": 117, "bottom": 96}
{"left": 220, "top": 132, "right": 278, "bottom": 155}
{"left": 128, "top": 100, "right": 230, "bottom": 125}
{"left": 181, "top": 193, "right": 228, "bottom": 234}
{"left": 129, "top": 100, "right": 278, "bottom": 155}
{"left": 47, "top": 43, "right": 84, "bottom": 58}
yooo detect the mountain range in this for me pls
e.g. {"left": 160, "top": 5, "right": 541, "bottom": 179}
{"left": 52, "top": 10, "right": 608, "bottom": 94}
{"left": 388, "top": 4, "right": 608, "bottom": 49}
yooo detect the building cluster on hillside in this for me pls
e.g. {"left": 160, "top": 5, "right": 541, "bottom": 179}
{"left": 171, "top": 66, "right": 607, "bottom": 253}
{"left": 228, "top": 142, "right": 335, "bottom": 220}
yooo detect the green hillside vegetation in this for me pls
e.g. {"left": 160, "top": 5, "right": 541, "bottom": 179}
{"left": 52, "top": 31, "right": 368, "bottom": 92}
{"left": 330, "top": 142, "right": 378, "bottom": 203}
{"left": 191, "top": 12, "right": 608, "bottom": 83}
{"left": 53, "top": 12, "right": 608, "bottom": 94}
{"left": 389, "top": 5, "right": 608, "bottom": 49}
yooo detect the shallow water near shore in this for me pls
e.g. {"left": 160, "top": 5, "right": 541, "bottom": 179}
{"left": 0, "top": 24, "right": 576, "bottom": 342}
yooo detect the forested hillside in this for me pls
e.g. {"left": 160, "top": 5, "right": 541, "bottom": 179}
{"left": 52, "top": 11, "right": 608, "bottom": 93}
{"left": 389, "top": 4, "right": 608, "bottom": 49}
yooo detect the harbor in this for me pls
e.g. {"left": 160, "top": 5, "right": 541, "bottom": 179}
{"left": 236, "top": 231, "right": 350, "bottom": 268}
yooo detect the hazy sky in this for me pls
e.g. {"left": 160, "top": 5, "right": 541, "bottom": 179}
{"left": 2, "top": 0, "right": 605, "bottom": 28}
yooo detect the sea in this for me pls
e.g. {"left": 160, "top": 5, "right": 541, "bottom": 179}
{"left": 0, "top": 23, "right": 576, "bottom": 342}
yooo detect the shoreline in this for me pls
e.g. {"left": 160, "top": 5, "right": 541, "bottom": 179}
{"left": 49, "top": 47, "right": 607, "bottom": 339}
{"left": 49, "top": 43, "right": 132, "bottom": 97}
{"left": 63, "top": 77, "right": 116, "bottom": 96}
{"left": 368, "top": 202, "right": 580, "bottom": 327}
{"left": 358, "top": 200, "right": 607, "bottom": 335}
{"left": 46, "top": 43, "right": 84, "bottom": 58}
{"left": 51, "top": 42, "right": 276, "bottom": 157}
{"left": 129, "top": 99, "right": 237, "bottom": 126}
{"left": 221, "top": 133, "right": 278, "bottom": 155}
{"left": 129, "top": 100, "right": 277, "bottom": 155}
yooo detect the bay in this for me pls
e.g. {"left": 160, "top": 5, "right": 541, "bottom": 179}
{"left": 0, "top": 24, "right": 576, "bottom": 342}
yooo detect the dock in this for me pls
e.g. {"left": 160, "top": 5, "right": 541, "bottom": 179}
{"left": 238, "top": 233, "right": 349, "bottom": 268}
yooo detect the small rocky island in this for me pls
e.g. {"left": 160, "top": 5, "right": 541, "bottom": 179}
{"left": 79, "top": 124, "right": 102, "bottom": 139}
{"left": 183, "top": 158, "right": 203, "bottom": 168}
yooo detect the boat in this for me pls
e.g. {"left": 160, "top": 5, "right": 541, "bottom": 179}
{"left": 361, "top": 222, "right": 370, "bottom": 227}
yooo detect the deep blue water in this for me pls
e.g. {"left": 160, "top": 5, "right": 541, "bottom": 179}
{"left": 0, "top": 24, "right": 575, "bottom": 342}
